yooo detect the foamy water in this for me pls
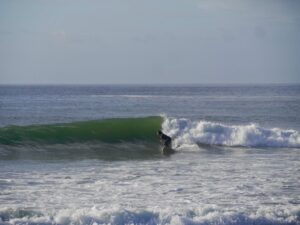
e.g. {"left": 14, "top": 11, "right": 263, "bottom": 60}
{"left": 1, "top": 147, "right": 300, "bottom": 225}
{"left": 162, "top": 117, "right": 300, "bottom": 148}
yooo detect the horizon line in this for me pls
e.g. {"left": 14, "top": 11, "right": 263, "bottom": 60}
{"left": 0, "top": 82, "right": 299, "bottom": 86}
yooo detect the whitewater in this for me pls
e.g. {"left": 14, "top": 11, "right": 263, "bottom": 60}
{"left": 163, "top": 117, "right": 300, "bottom": 148}
{"left": 0, "top": 84, "right": 299, "bottom": 225}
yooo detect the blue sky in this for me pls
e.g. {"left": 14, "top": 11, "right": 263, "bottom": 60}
{"left": 0, "top": 0, "right": 299, "bottom": 84}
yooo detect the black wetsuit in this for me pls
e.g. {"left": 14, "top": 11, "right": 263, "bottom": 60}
{"left": 160, "top": 133, "right": 172, "bottom": 148}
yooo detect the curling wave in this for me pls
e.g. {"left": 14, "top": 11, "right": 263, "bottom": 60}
{"left": 0, "top": 117, "right": 162, "bottom": 145}
{"left": 162, "top": 117, "right": 300, "bottom": 148}
{"left": 1, "top": 116, "right": 299, "bottom": 149}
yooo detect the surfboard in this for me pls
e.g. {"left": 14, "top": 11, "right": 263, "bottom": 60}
{"left": 162, "top": 146, "right": 175, "bottom": 155}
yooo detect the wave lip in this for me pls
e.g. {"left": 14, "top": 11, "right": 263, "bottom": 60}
{"left": 163, "top": 118, "right": 300, "bottom": 148}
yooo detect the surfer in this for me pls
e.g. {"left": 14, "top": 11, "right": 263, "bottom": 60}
{"left": 157, "top": 130, "right": 174, "bottom": 155}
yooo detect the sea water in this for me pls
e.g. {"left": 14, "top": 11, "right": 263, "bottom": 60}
{"left": 0, "top": 84, "right": 299, "bottom": 225}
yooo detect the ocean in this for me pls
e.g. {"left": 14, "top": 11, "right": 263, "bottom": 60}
{"left": 0, "top": 84, "right": 299, "bottom": 225}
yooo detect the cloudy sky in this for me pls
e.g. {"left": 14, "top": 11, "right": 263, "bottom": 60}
{"left": 0, "top": 0, "right": 299, "bottom": 84}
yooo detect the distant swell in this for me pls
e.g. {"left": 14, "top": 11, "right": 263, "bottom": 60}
{"left": 0, "top": 117, "right": 162, "bottom": 145}
{"left": 163, "top": 117, "right": 300, "bottom": 148}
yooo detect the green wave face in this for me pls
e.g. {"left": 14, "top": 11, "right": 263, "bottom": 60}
{"left": 0, "top": 117, "right": 163, "bottom": 145}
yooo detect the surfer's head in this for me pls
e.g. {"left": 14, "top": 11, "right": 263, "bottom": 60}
{"left": 157, "top": 130, "right": 162, "bottom": 136}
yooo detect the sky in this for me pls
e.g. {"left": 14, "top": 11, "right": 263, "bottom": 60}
{"left": 0, "top": 0, "right": 299, "bottom": 84}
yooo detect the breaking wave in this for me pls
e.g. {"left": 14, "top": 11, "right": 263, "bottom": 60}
{"left": 163, "top": 117, "right": 300, "bottom": 148}
{"left": 0, "top": 206, "right": 299, "bottom": 225}
{"left": 0, "top": 116, "right": 299, "bottom": 159}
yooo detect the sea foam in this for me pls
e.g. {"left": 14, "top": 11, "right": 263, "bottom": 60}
{"left": 1, "top": 206, "right": 299, "bottom": 225}
{"left": 162, "top": 117, "right": 300, "bottom": 148}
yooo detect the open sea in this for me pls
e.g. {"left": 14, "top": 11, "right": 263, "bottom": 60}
{"left": 0, "top": 84, "right": 299, "bottom": 225}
